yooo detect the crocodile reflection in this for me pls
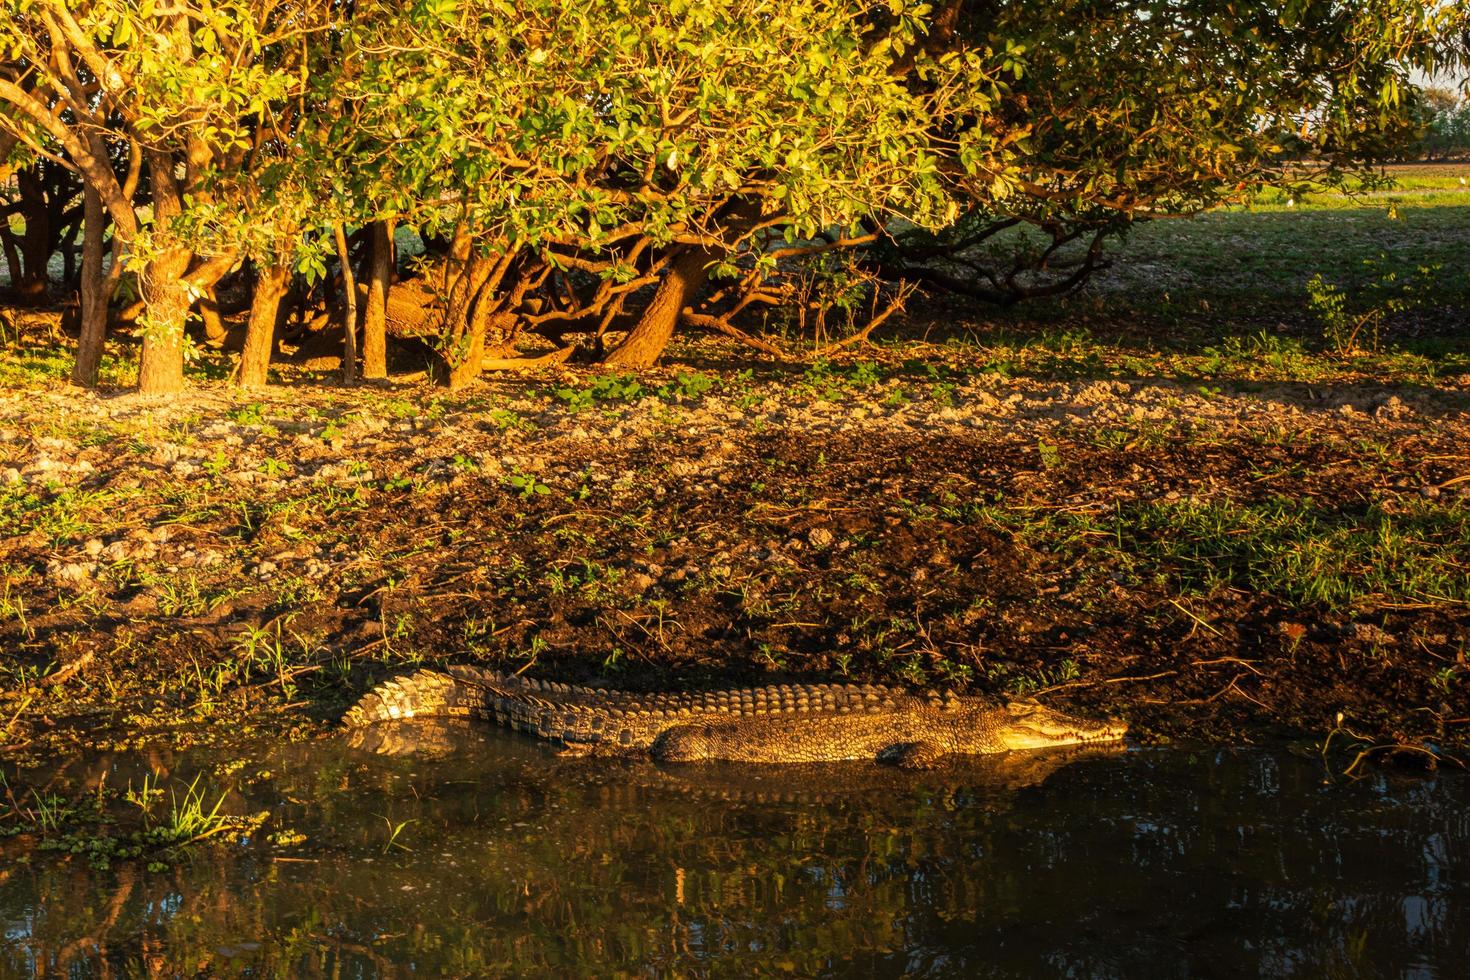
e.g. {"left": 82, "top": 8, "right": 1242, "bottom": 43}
{"left": 345, "top": 717, "right": 1126, "bottom": 802}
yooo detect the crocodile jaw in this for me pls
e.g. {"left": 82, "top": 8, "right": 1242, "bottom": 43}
{"left": 996, "top": 703, "right": 1127, "bottom": 752}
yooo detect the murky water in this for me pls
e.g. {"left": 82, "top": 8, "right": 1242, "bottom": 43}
{"left": 2, "top": 724, "right": 1466, "bottom": 977}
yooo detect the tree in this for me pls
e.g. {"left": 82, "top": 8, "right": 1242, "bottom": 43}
{"left": 1413, "top": 87, "right": 1470, "bottom": 160}
{"left": 0, "top": 0, "right": 326, "bottom": 393}
{"left": 323, "top": 0, "right": 1464, "bottom": 375}
{"left": 3, "top": 0, "right": 1460, "bottom": 386}
{"left": 327, "top": 0, "right": 989, "bottom": 379}
{"left": 873, "top": 0, "right": 1465, "bottom": 304}
{"left": 0, "top": 156, "right": 82, "bottom": 305}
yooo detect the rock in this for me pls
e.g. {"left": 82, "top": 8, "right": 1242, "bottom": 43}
{"left": 1350, "top": 622, "right": 1394, "bottom": 647}
{"left": 807, "top": 527, "right": 834, "bottom": 549}
{"left": 1374, "top": 395, "right": 1409, "bottom": 421}
{"left": 254, "top": 560, "right": 278, "bottom": 578}
{"left": 47, "top": 560, "right": 97, "bottom": 586}
{"left": 83, "top": 538, "right": 105, "bottom": 557}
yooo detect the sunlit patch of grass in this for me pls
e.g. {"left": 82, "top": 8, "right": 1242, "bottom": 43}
{"left": 0, "top": 483, "right": 128, "bottom": 546}
{"left": 1120, "top": 498, "right": 1470, "bottom": 611}
{"left": 149, "top": 773, "right": 234, "bottom": 844}
{"left": 0, "top": 344, "right": 136, "bottom": 388}
{"left": 1100, "top": 205, "right": 1470, "bottom": 307}
{"left": 964, "top": 492, "right": 1470, "bottom": 613}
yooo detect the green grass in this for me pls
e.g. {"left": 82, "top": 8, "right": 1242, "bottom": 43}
{"left": 1093, "top": 204, "right": 1470, "bottom": 311}
{"left": 0, "top": 344, "right": 136, "bottom": 388}
{"left": 925, "top": 183, "right": 1470, "bottom": 383}
{"left": 0, "top": 483, "right": 128, "bottom": 546}
{"left": 1124, "top": 497, "right": 1470, "bottom": 609}
{"left": 1012, "top": 496, "right": 1470, "bottom": 612}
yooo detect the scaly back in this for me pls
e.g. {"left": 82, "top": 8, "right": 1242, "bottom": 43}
{"left": 342, "top": 666, "right": 922, "bottom": 750}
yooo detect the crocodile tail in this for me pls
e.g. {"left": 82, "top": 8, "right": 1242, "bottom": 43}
{"left": 342, "top": 669, "right": 482, "bottom": 728}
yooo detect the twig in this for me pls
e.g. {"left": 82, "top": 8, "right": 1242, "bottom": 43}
{"left": 1167, "top": 598, "right": 1223, "bottom": 637}
{"left": 1034, "top": 670, "right": 1177, "bottom": 696}
{"left": 813, "top": 282, "right": 915, "bottom": 355}
{"left": 1223, "top": 675, "right": 1271, "bottom": 711}
{"left": 0, "top": 695, "right": 33, "bottom": 740}
{"left": 45, "top": 650, "right": 95, "bottom": 686}
{"left": 1192, "top": 657, "right": 1263, "bottom": 676}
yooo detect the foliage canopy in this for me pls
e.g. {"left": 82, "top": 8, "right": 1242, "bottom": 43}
{"left": 0, "top": 0, "right": 1463, "bottom": 390}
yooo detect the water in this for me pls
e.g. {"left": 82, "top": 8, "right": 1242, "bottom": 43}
{"left": 2, "top": 724, "right": 1466, "bottom": 977}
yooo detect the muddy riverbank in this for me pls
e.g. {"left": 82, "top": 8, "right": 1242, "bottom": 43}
{"left": 1, "top": 346, "right": 1466, "bottom": 769}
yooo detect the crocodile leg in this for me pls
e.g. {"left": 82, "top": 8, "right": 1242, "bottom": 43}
{"left": 880, "top": 741, "right": 949, "bottom": 770}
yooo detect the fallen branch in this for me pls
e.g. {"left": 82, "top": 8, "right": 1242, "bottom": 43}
{"left": 1034, "top": 670, "right": 1177, "bottom": 696}
{"left": 481, "top": 345, "right": 576, "bottom": 372}
{"left": 682, "top": 311, "right": 784, "bottom": 356}
{"left": 813, "top": 281, "right": 915, "bottom": 355}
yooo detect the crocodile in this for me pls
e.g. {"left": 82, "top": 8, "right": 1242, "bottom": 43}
{"left": 343, "top": 666, "right": 1126, "bottom": 768}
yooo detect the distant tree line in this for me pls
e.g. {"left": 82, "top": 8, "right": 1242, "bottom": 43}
{"left": 0, "top": 1, "right": 1465, "bottom": 395}
{"left": 1409, "top": 87, "right": 1470, "bottom": 160}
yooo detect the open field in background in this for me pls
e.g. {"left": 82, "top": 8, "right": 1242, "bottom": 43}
{"left": 0, "top": 164, "right": 1466, "bottom": 770}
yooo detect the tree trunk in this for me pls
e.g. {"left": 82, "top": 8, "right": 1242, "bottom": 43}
{"left": 240, "top": 263, "right": 290, "bottom": 387}
{"left": 334, "top": 223, "right": 358, "bottom": 384}
{"left": 603, "top": 246, "right": 713, "bottom": 369}
{"left": 434, "top": 250, "right": 495, "bottom": 387}
{"left": 199, "top": 287, "right": 227, "bottom": 346}
{"left": 0, "top": 224, "right": 21, "bottom": 291}
{"left": 137, "top": 249, "right": 192, "bottom": 395}
{"left": 363, "top": 221, "right": 392, "bottom": 379}
{"left": 445, "top": 294, "right": 510, "bottom": 390}
{"left": 12, "top": 166, "right": 52, "bottom": 305}
{"left": 71, "top": 184, "right": 107, "bottom": 388}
